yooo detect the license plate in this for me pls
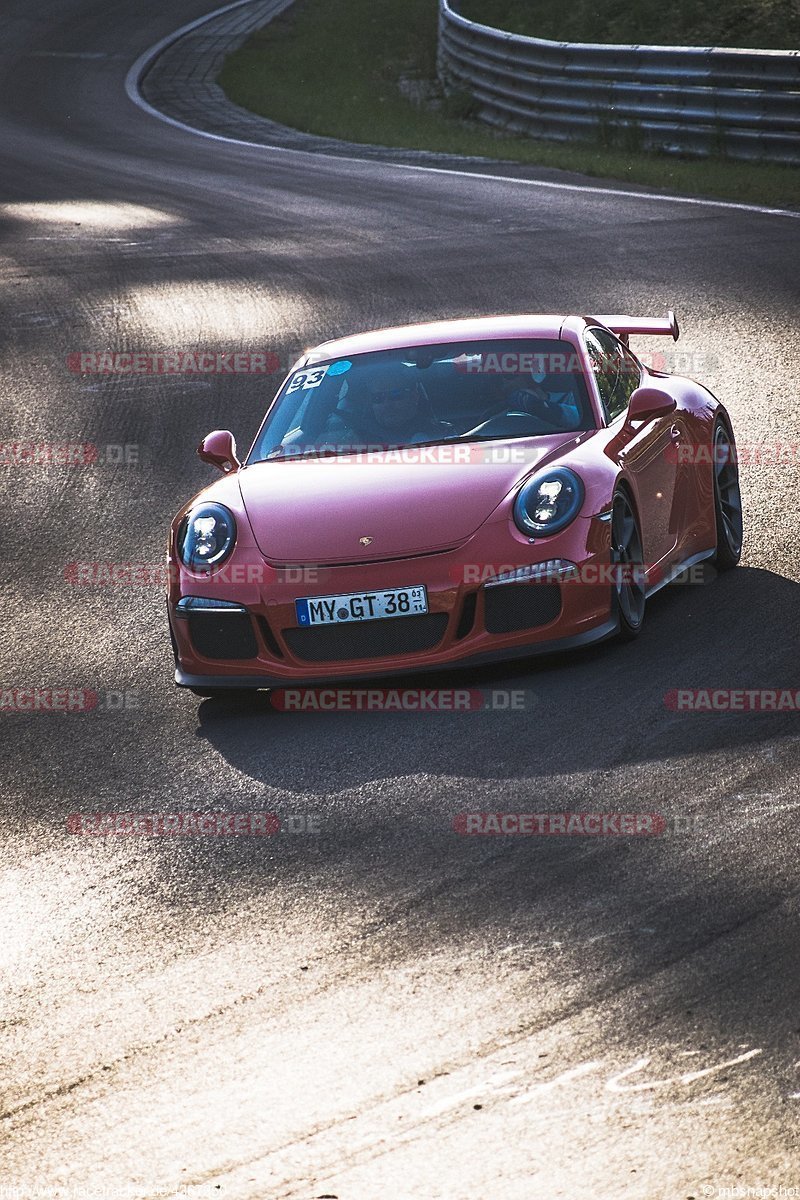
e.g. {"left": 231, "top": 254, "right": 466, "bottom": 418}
{"left": 295, "top": 585, "right": 428, "bottom": 626}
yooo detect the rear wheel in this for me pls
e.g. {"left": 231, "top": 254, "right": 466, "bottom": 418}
{"left": 711, "top": 419, "right": 743, "bottom": 570}
{"left": 611, "top": 489, "right": 646, "bottom": 641}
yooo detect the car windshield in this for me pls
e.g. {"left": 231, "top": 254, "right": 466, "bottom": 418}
{"left": 247, "top": 338, "right": 595, "bottom": 461}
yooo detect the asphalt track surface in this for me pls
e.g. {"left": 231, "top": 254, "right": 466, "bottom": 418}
{"left": 2, "top": 3, "right": 800, "bottom": 1197}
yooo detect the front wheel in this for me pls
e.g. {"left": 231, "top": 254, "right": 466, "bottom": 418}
{"left": 711, "top": 419, "right": 743, "bottom": 570}
{"left": 611, "top": 489, "right": 646, "bottom": 642}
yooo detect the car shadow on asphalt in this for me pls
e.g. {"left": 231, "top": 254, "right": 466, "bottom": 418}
{"left": 195, "top": 564, "right": 799, "bottom": 793}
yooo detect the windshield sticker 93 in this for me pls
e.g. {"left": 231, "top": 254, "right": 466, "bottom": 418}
{"left": 286, "top": 365, "right": 329, "bottom": 394}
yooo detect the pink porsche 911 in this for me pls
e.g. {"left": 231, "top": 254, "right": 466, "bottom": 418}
{"left": 167, "top": 312, "right": 743, "bottom": 695}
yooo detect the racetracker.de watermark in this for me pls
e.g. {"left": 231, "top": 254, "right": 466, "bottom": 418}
{"left": 267, "top": 443, "right": 545, "bottom": 464}
{"left": 665, "top": 689, "right": 800, "bottom": 712}
{"left": 1, "top": 442, "right": 140, "bottom": 466}
{"left": 453, "top": 812, "right": 666, "bottom": 835}
{"left": 451, "top": 561, "right": 710, "bottom": 587}
{"left": 270, "top": 687, "right": 531, "bottom": 712}
{"left": 66, "top": 812, "right": 321, "bottom": 835}
{"left": 67, "top": 349, "right": 282, "bottom": 375}
{"left": 63, "top": 561, "right": 322, "bottom": 586}
{"left": 450, "top": 348, "right": 719, "bottom": 376}
{"left": 666, "top": 440, "right": 800, "bottom": 467}
{"left": 0, "top": 688, "right": 139, "bottom": 713}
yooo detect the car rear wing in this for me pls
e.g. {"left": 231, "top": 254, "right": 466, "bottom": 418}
{"left": 590, "top": 310, "right": 679, "bottom": 344}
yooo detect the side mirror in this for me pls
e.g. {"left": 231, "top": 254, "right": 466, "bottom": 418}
{"left": 197, "top": 429, "right": 241, "bottom": 473}
{"left": 626, "top": 386, "right": 676, "bottom": 424}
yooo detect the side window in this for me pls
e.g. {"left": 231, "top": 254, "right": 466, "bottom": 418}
{"left": 584, "top": 328, "right": 641, "bottom": 422}
{"left": 616, "top": 339, "right": 642, "bottom": 410}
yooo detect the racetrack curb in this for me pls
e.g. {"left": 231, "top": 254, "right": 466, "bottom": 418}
{"left": 128, "top": 0, "right": 800, "bottom": 217}
{"left": 137, "top": 0, "right": 501, "bottom": 166}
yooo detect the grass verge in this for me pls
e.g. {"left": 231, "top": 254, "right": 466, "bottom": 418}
{"left": 218, "top": 0, "right": 800, "bottom": 209}
{"left": 459, "top": 0, "right": 800, "bottom": 50}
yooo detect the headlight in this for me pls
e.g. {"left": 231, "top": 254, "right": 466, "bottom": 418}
{"left": 177, "top": 503, "right": 236, "bottom": 570}
{"left": 513, "top": 467, "right": 584, "bottom": 538}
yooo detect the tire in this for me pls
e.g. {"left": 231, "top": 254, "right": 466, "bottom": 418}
{"left": 710, "top": 418, "right": 743, "bottom": 570}
{"left": 610, "top": 488, "right": 646, "bottom": 642}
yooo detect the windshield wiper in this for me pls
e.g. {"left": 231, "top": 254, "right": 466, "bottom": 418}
{"left": 257, "top": 446, "right": 347, "bottom": 462}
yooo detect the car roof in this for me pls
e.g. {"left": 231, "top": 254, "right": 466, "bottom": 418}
{"left": 305, "top": 315, "right": 574, "bottom": 362}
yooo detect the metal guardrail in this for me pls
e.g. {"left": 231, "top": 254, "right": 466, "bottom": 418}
{"left": 437, "top": 0, "right": 800, "bottom": 164}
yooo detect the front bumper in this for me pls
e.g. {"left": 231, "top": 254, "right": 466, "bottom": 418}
{"left": 168, "top": 512, "right": 616, "bottom": 688}
{"left": 174, "top": 618, "right": 619, "bottom": 690}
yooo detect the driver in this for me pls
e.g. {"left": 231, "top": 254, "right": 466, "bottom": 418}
{"left": 327, "top": 378, "right": 453, "bottom": 446}
{"left": 500, "top": 369, "right": 582, "bottom": 432}
{"left": 369, "top": 382, "right": 443, "bottom": 442}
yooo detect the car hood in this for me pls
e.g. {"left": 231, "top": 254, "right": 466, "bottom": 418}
{"left": 238, "top": 434, "right": 583, "bottom": 564}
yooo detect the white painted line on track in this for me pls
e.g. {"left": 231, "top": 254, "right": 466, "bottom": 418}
{"left": 124, "top": 0, "right": 800, "bottom": 222}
